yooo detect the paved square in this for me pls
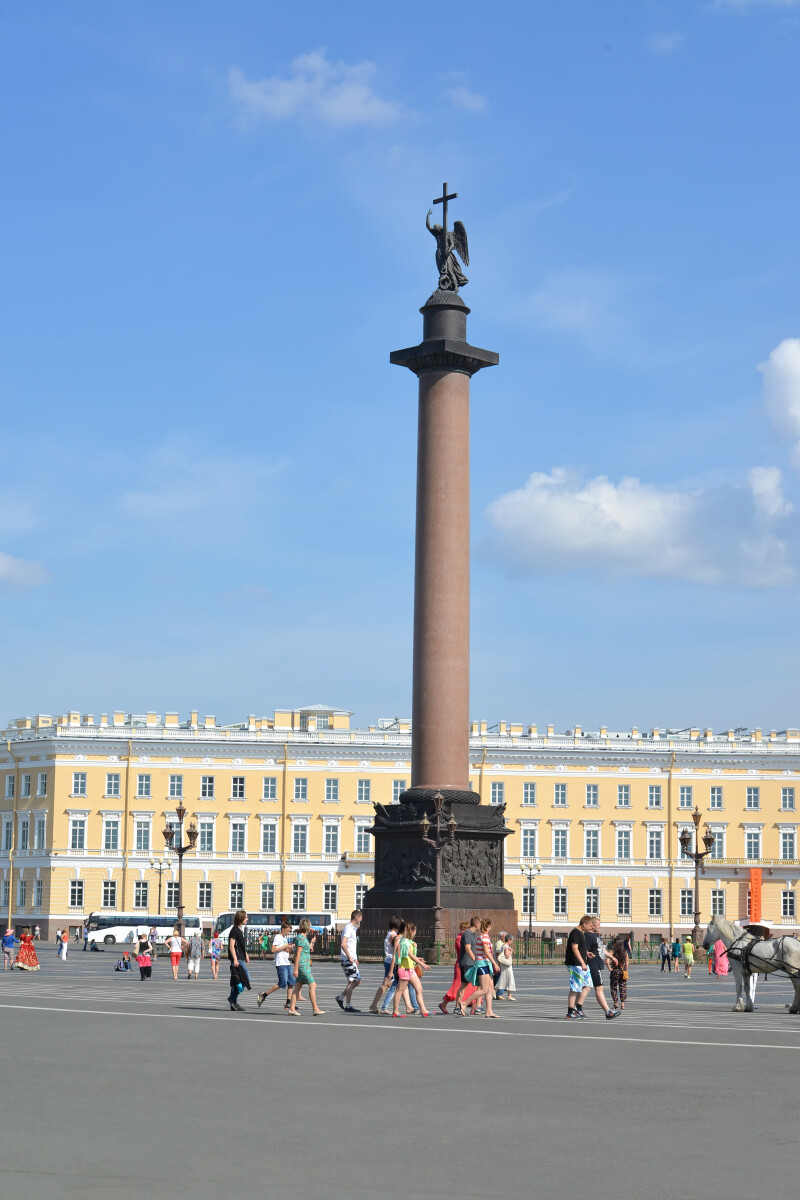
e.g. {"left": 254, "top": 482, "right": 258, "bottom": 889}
{"left": 2, "top": 953, "right": 797, "bottom": 1199}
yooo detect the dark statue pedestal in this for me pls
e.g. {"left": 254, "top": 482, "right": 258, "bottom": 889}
{"left": 362, "top": 787, "right": 517, "bottom": 939}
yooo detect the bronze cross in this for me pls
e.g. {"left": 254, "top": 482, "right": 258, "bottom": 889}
{"left": 433, "top": 181, "right": 457, "bottom": 236}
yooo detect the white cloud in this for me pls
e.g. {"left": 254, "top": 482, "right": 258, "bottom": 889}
{"left": 648, "top": 31, "right": 684, "bottom": 54}
{"left": 0, "top": 550, "right": 48, "bottom": 588}
{"left": 760, "top": 338, "right": 800, "bottom": 466}
{"left": 482, "top": 466, "right": 797, "bottom": 587}
{"left": 229, "top": 51, "right": 406, "bottom": 128}
{"left": 120, "top": 442, "right": 278, "bottom": 523}
{"left": 444, "top": 85, "right": 488, "bottom": 113}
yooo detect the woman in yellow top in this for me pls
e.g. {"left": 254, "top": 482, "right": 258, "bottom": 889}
{"left": 683, "top": 936, "right": 695, "bottom": 979}
{"left": 391, "top": 922, "right": 431, "bottom": 1018}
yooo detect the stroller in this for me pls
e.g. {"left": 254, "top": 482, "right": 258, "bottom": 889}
{"left": 114, "top": 952, "right": 133, "bottom": 973}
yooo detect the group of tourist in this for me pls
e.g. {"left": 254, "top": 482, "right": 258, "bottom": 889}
{"left": 564, "top": 914, "right": 626, "bottom": 1019}
{"left": 436, "top": 916, "right": 517, "bottom": 1018}
{"left": 2, "top": 927, "right": 40, "bottom": 971}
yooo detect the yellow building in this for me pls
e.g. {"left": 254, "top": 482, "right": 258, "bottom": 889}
{"left": 2, "top": 706, "right": 799, "bottom": 937}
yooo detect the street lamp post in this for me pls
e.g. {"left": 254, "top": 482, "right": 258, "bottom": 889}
{"left": 149, "top": 857, "right": 170, "bottom": 916}
{"left": 678, "top": 808, "right": 715, "bottom": 946}
{"left": 522, "top": 864, "right": 540, "bottom": 941}
{"left": 162, "top": 802, "right": 198, "bottom": 936}
{"left": 420, "top": 790, "right": 458, "bottom": 951}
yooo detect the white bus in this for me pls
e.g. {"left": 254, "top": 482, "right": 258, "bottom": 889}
{"left": 86, "top": 912, "right": 201, "bottom": 945}
{"left": 211, "top": 911, "right": 335, "bottom": 942}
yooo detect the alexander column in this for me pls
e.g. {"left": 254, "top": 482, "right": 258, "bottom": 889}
{"left": 363, "top": 185, "right": 516, "bottom": 942}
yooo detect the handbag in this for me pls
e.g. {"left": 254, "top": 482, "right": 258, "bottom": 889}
{"left": 622, "top": 969, "right": 629, "bottom": 981}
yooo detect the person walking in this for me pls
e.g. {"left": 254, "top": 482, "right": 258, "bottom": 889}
{"left": 585, "top": 918, "right": 621, "bottom": 1020}
{"left": 496, "top": 934, "right": 517, "bottom": 1001}
{"left": 455, "top": 915, "right": 480, "bottom": 1015}
{"left": 659, "top": 936, "right": 671, "bottom": 972}
{"left": 671, "top": 936, "right": 681, "bottom": 970}
{"left": 468, "top": 918, "right": 500, "bottom": 1019}
{"left": 208, "top": 931, "right": 222, "bottom": 980}
{"left": 148, "top": 926, "right": 158, "bottom": 969}
{"left": 59, "top": 927, "right": 69, "bottom": 961}
{"left": 33, "top": 924, "right": 40, "bottom": 941}
{"left": 82, "top": 924, "right": 88, "bottom": 952}
{"left": 287, "top": 918, "right": 325, "bottom": 1016}
{"left": 2, "top": 928, "right": 19, "bottom": 969}
{"left": 258, "top": 920, "right": 296, "bottom": 1009}
{"left": 16, "top": 927, "right": 40, "bottom": 972}
{"left": 391, "top": 922, "right": 430, "bottom": 1018}
{"left": 166, "top": 928, "right": 186, "bottom": 982}
{"left": 380, "top": 920, "right": 420, "bottom": 1016}
{"left": 564, "top": 914, "right": 594, "bottom": 1019}
{"left": 187, "top": 929, "right": 204, "bottom": 980}
{"left": 683, "top": 935, "right": 695, "bottom": 979}
{"left": 370, "top": 916, "right": 400, "bottom": 1013}
{"left": 439, "top": 921, "right": 477, "bottom": 1014}
{"left": 54, "top": 929, "right": 61, "bottom": 955}
{"left": 227, "top": 910, "right": 251, "bottom": 1011}
{"left": 608, "top": 935, "right": 629, "bottom": 1010}
{"left": 136, "top": 930, "right": 153, "bottom": 980}
{"left": 336, "top": 909, "right": 363, "bottom": 1013}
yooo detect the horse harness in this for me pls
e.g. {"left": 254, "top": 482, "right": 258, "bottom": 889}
{"left": 726, "top": 932, "right": 800, "bottom": 980}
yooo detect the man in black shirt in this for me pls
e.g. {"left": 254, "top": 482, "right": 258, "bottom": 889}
{"left": 585, "top": 916, "right": 620, "bottom": 1020}
{"left": 564, "top": 915, "right": 594, "bottom": 1019}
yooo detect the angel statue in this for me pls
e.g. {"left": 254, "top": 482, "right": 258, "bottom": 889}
{"left": 426, "top": 209, "right": 469, "bottom": 291}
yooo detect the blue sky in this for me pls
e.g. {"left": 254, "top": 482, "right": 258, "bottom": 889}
{"left": 2, "top": 0, "right": 800, "bottom": 730}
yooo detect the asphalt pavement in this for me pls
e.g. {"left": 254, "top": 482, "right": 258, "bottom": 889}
{"left": 1, "top": 948, "right": 797, "bottom": 1200}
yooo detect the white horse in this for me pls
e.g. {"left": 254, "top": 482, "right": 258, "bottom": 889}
{"left": 703, "top": 915, "right": 800, "bottom": 1012}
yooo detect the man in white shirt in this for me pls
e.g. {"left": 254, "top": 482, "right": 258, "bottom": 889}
{"left": 257, "top": 921, "right": 296, "bottom": 1009}
{"left": 336, "top": 909, "right": 363, "bottom": 1013}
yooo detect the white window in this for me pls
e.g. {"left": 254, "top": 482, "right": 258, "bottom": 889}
{"left": 585, "top": 784, "right": 598, "bottom": 807}
{"left": 711, "top": 889, "right": 725, "bottom": 916}
{"left": 782, "top": 890, "right": 796, "bottom": 919}
{"left": 35, "top": 818, "right": 46, "bottom": 850}
{"left": 294, "top": 778, "right": 308, "bottom": 802}
{"left": 292, "top": 823, "right": 308, "bottom": 854}
{"left": 137, "top": 774, "right": 151, "bottom": 799}
{"left": 135, "top": 820, "right": 150, "bottom": 852}
{"left": 522, "top": 886, "right": 536, "bottom": 915}
{"left": 616, "top": 828, "right": 631, "bottom": 860}
{"left": 357, "top": 779, "right": 371, "bottom": 803}
{"left": 617, "top": 784, "right": 630, "bottom": 807}
{"left": 261, "top": 822, "right": 277, "bottom": 854}
{"left": 34, "top": 878, "right": 43, "bottom": 908}
{"left": 649, "top": 888, "right": 662, "bottom": 917}
{"left": 325, "top": 778, "right": 339, "bottom": 802}
{"left": 21, "top": 774, "right": 31, "bottom": 799}
{"left": 648, "top": 785, "right": 662, "bottom": 808}
{"left": 198, "top": 882, "right": 212, "bottom": 910}
{"left": 648, "top": 829, "right": 663, "bottom": 860}
{"left": 554, "top": 783, "right": 567, "bottom": 806}
{"left": 782, "top": 787, "right": 796, "bottom": 812}
{"left": 169, "top": 774, "right": 183, "bottom": 798}
{"left": 679, "top": 785, "right": 693, "bottom": 809}
{"left": 261, "top": 883, "right": 275, "bottom": 910}
{"left": 0, "top": 880, "right": 7, "bottom": 908}
{"left": 746, "top": 787, "right": 760, "bottom": 811}
{"left": 106, "top": 773, "right": 121, "bottom": 797}
{"left": 523, "top": 782, "right": 537, "bottom": 806}
{"left": 355, "top": 884, "right": 368, "bottom": 908}
{"left": 617, "top": 888, "right": 631, "bottom": 917}
{"left": 554, "top": 886, "right": 567, "bottom": 916}
{"left": 230, "top": 882, "right": 244, "bottom": 909}
{"left": 37, "top": 772, "right": 47, "bottom": 797}
{"left": 68, "top": 879, "right": 82, "bottom": 907}
{"left": 680, "top": 889, "right": 694, "bottom": 917}
{"left": 292, "top": 883, "right": 306, "bottom": 910}
{"left": 324, "top": 822, "right": 339, "bottom": 854}
{"left": 710, "top": 786, "right": 723, "bottom": 810}
{"left": 199, "top": 821, "right": 214, "bottom": 853}
{"left": 102, "top": 880, "right": 117, "bottom": 909}
{"left": 103, "top": 819, "right": 119, "bottom": 852}
{"left": 231, "top": 776, "right": 246, "bottom": 799}
{"left": 201, "top": 775, "right": 215, "bottom": 798}
{"left": 4, "top": 775, "right": 14, "bottom": 799}
{"left": 356, "top": 824, "right": 372, "bottom": 853}
{"left": 522, "top": 827, "right": 537, "bottom": 857}
{"left": 17, "top": 879, "right": 26, "bottom": 907}
{"left": 262, "top": 776, "right": 277, "bottom": 801}
{"left": 134, "top": 881, "right": 149, "bottom": 909}
{"left": 70, "top": 818, "right": 86, "bottom": 851}
{"left": 709, "top": 831, "right": 723, "bottom": 859}
{"left": 3, "top": 819, "right": 12, "bottom": 851}
{"left": 392, "top": 779, "right": 406, "bottom": 803}
{"left": 584, "top": 828, "right": 599, "bottom": 858}
{"left": 745, "top": 831, "right": 761, "bottom": 859}
{"left": 553, "top": 828, "right": 568, "bottom": 858}
{"left": 19, "top": 818, "right": 29, "bottom": 850}
{"left": 781, "top": 831, "right": 796, "bottom": 860}
{"left": 72, "top": 772, "right": 87, "bottom": 797}
{"left": 230, "top": 821, "right": 246, "bottom": 853}
{"left": 324, "top": 883, "right": 338, "bottom": 911}
{"left": 491, "top": 782, "right": 505, "bottom": 805}
{"left": 585, "top": 887, "right": 599, "bottom": 915}
{"left": 166, "top": 881, "right": 179, "bottom": 909}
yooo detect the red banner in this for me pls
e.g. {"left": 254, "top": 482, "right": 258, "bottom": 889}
{"left": 750, "top": 867, "right": 762, "bottom": 922}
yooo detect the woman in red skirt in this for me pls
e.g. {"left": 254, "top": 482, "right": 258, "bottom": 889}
{"left": 439, "top": 921, "right": 477, "bottom": 1014}
{"left": 16, "top": 928, "right": 40, "bottom": 971}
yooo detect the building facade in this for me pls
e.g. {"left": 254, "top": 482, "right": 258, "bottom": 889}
{"left": 2, "top": 705, "right": 799, "bottom": 937}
